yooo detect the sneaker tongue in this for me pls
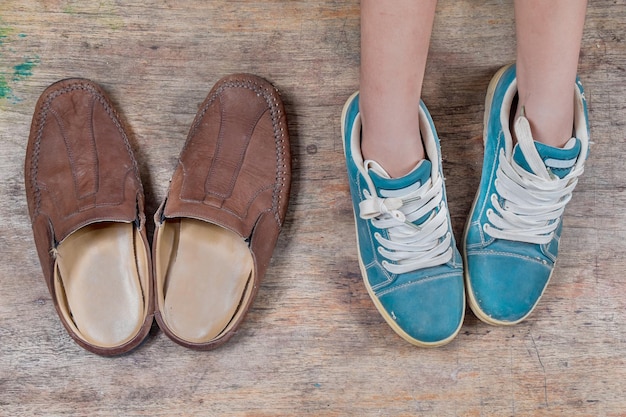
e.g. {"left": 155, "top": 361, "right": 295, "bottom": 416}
{"left": 513, "top": 137, "right": 581, "bottom": 179}
{"left": 365, "top": 159, "right": 432, "bottom": 197}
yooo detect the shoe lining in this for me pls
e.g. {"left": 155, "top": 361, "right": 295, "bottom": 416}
{"left": 155, "top": 218, "right": 254, "bottom": 344}
{"left": 54, "top": 222, "right": 149, "bottom": 348}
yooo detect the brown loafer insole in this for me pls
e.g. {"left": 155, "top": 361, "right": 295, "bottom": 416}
{"left": 156, "top": 218, "right": 254, "bottom": 344}
{"left": 54, "top": 222, "right": 147, "bottom": 348}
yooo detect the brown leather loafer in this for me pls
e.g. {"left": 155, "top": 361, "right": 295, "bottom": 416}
{"left": 25, "top": 79, "right": 154, "bottom": 355}
{"left": 153, "top": 74, "right": 291, "bottom": 350}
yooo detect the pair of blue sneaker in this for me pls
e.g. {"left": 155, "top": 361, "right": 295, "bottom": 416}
{"left": 341, "top": 64, "right": 590, "bottom": 346}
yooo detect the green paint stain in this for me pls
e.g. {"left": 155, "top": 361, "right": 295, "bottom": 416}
{"left": 0, "top": 21, "right": 39, "bottom": 103}
{"left": 0, "top": 27, "right": 11, "bottom": 45}
{"left": 0, "top": 75, "right": 10, "bottom": 99}
{"left": 12, "top": 56, "right": 39, "bottom": 82}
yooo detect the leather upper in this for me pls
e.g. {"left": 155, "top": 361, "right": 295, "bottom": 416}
{"left": 156, "top": 74, "right": 290, "bottom": 253}
{"left": 25, "top": 79, "right": 153, "bottom": 355}
{"left": 153, "top": 74, "right": 291, "bottom": 349}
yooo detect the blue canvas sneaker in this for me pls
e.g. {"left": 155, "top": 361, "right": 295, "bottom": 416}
{"left": 463, "top": 64, "right": 590, "bottom": 325}
{"left": 341, "top": 92, "right": 465, "bottom": 347}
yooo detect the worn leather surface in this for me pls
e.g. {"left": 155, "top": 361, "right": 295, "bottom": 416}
{"left": 25, "top": 79, "right": 153, "bottom": 355}
{"left": 463, "top": 65, "right": 590, "bottom": 324}
{"left": 153, "top": 74, "right": 291, "bottom": 350}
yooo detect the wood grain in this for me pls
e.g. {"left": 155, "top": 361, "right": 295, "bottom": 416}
{"left": 1, "top": 1, "right": 624, "bottom": 415}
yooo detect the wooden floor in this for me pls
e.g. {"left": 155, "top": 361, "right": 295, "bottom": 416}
{"left": 1, "top": 1, "right": 625, "bottom": 416}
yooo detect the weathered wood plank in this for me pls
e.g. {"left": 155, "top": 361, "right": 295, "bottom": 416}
{"left": 1, "top": 1, "right": 624, "bottom": 415}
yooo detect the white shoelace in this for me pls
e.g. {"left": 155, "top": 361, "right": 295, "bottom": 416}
{"left": 484, "top": 117, "right": 584, "bottom": 245}
{"left": 358, "top": 171, "right": 452, "bottom": 275}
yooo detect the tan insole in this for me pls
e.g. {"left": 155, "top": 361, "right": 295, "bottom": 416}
{"left": 159, "top": 219, "right": 254, "bottom": 344}
{"left": 55, "top": 223, "right": 145, "bottom": 348}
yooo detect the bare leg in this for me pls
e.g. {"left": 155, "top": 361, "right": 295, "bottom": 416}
{"left": 360, "top": 0, "right": 437, "bottom": 178}
{"left": 515, "top": 0, "right": 587, "bottom": 148}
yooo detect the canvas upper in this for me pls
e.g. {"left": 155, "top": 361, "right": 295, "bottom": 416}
{"left": 341, "top": 92, "right": 465, "bottom": 346}
{"left": 463, "top": 64, "right": 590, "bottom": 325}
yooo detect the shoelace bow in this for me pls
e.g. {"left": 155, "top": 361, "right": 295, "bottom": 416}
{"left": 358, "top": 174, "right": 452, "bottom": 274}
{"left": 485, "top": 117, "right": 584, "bottom": 245}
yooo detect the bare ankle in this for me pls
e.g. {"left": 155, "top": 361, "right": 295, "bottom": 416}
{"left": 515, "top": 102, "right": 574, "bottom": 148}
{"left": 361, "top": 131, "right": 425, "bottom": 178}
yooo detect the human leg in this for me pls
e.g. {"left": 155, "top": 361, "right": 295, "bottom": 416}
{"left": 515, "top": 0, "right": 588, "bottom": 147}
{"left": 360, "top": 0, "right": 436, "bottom": 178}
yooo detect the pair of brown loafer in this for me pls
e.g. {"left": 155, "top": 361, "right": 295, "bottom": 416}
{"left": 24, "top": 75, "right": 291, "bottom": 355}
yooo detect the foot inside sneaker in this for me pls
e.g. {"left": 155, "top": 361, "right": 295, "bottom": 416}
{"left": 342, "top": 92, "right": 465, "bottom": 346}
{"left": 463, "top": 64, "right": 589, "bottom": 326}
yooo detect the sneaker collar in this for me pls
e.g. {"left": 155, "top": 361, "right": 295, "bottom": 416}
{"left": 497, "top": 69, "right": 590, "bottom": 177}
{"left": 512, "top": 115, "right": 582, "bottom": 180}
{"left": 349, "top": 100, "right": 441, "bottom": 191}
{"left": 366, "top": 159, "right": 432, "bottom": 197}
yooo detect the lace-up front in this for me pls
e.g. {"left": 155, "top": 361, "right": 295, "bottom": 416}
{"left": 484, "top": 116, "right": 584, "bottom": 245}
{"left": 464, "top": 64, "right": 590, "bottom": 325}
{"left": 359, "top": 161, "right": 452, "bottom": 274}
